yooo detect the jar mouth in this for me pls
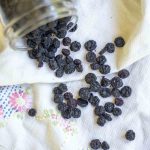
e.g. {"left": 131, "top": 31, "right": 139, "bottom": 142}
{"left": 4, "top": 2, "right": 78, "bottom": 50}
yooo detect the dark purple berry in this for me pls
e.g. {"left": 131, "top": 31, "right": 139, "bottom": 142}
{"left": 56, "top": 29, "right": 67, "bottom": 39}
{"left": 99, "top": 65, "right": 111, "bottom": 75}
{"left": 95, "top": 106, "right": 105, "bottom": 116}
{"left": 65, "top": 56, "right": 74, "bottom": 64}
{"left": 97, "top": 115, "right": 106, "bottom": 126}
{"left": 104, "top": 102, "right": 114, "bottom": 113}
{"left": 62, "top": 49, "right": 70, "bottom": 56}
{"left": 69, "top": 24, "right": 78, "bottom": 32}
{"left": 64, "top": 63, "right": 76, "bottom": 74}
{"left": 88, "top": 93, "right": 94, "bottom": 103}
{"left": 54, "top": 94, "right": 64, "bottom": 103}
{"left": 61, "top": 107, "right": 72, "bottom": 119}
{"left": 71, "top": 108, "right": 81, "bottom": 118}
{"left": 62, "top": 37, "right": 71, "bottom": 46}
{"left": 86, "top": 52, "right": 96, "bottom": 63}
{"left": 76, "top": 64, "right": 83, "bottom": 72}
{"left": 70, "top": 41, "right": 81, "bottom": 52}
{"left": 115, "top": 98, "right": 124, "bottom": 106}
{"left": 55, "top": 67, "right": 64, "bottom": 78}
{"left": 58, "top": 83, "right": 68, "bottom": 93}
{"left": 90, "top": 139, "right": 101, "bottom": 150}
{"left": 85, "top": 73, "right": 97, "bottom": 84}
{"left": 102, "top": 113, "right": 112, "bottom": 121}
{"left": 49, "top": 59, "right": 58, "bottom": 70}
{"left": 101, "top": 141, "right": 110, "bottom": 150}
{"left": 64, "top": 92, "right": 73, "bottom": 100}
{"left": 90, "top": 96, "right": 100, "bottom": 106}
{"left": 79, "top": 87, "right": 91, "bottom": 100}
{"left": 67, "top": 99, "right": 77, "bottom": 108}
{"left": 28, "top": 108, "right": 37, "bottom": 117}
{"left": 84, "top": 40, "right": 97, "bottom": 51}
{"left": 90, "top": 81, "right": 101, "bottom": 92}
{"left": 53, "top": 87, "right": 63, "bottom": 95}
{"left": 42, "top": 37, "right": 52, "bottom": 49}
{"left": 57, "top": 103, "right": 68, "bottom": 112}
{"left": 99, "top": 88, "right": 111, "bottom": 98}
{"left": 27, "top": 39, "right": 37, "bottom": 49}
{"left": 96, "top": 55, "right": 107, "bottom": 65}
{"left": 77, "top": 98, "right": 88, "bottom": 107}
{"left": 114, "top": 37, "right": 125, "bottom": 47}
{"left": 90, "top": 63, "right": 100, "bottom": 70}
{"left": 112, "top": 107, "right": 122, "bottom": 116}
{"left": 105, "top": 43, "right": 115, "bottom": 53}
{"left": 118, "top": 69, "right": 130, "bottom": 79}
{"left": 120, "top": 86, "right": 132, "bottom": 98}
{"left": 125, "top": 130, "right": 135, "bottom": 141}
{"left": 101, "top": 77, "right": 110, "bottom": 87}
{"left": 111, "top": 88, "right": 121, "bottom": 98}
{"left": 111, "top": 77, "right": 123, "bottom": 88}
{"left": 74, "top": 59, "right": 81, "bottom": 65}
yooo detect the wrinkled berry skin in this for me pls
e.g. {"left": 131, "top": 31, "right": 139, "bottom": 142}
{"left": 101, "top": 141, "right": 110, "bottom": 150}
{"left": 64, "top": 92, "right": 73, "bottom": 100}
{"left": 28, "top": 108, "right": 37, "bottom": 117}
{"left": 77, "top": 98, "right": 88, "bottom": 107}
{"left": 101, "top": 77, "right": 110, "bottom": 87}
{"left": 99, "top": 65, "right": 111, "bottom": 75}
{"left": 62, "top": 37, "right": 71, "bottom": 46}
{"left": 95, "top": 106, "right": 105, "bottom": 116}
{"left": 113, "top": 107, "right": 122, "bottom": 116}
{"left": 111, "top": 88, "right": 121, "bottom": 98}
{"left": 104, "top": 102, "right": 114, "bottom": 113}
{"left": 102, "top": 113, "right": 112, "bottom": 121}
{"left": 70, "top": 41, "right": 81, "bottom": 52}
{"left": 105, "top": 43, "right": 115, "bottom": 53}
{"left": 118, "top": 69, "right": 130, "bottom": 79}
{"left": 115, "top": 98, "right": 124, "bottom": 106}
{"left": 111, "top": 77, "right": 123, "bottom": 88}
{"left": 79, "top": 87, "right": 91, "bottom": 100}
{"left": 90, "top": 139, "right": 101, "bottom": 150}
{"left": 57, "top": 103, "right": 68, "bottom": 112}
{"left": 71, "top": 108, "right": 81, "bottom": 118}
{"left": 84, "top": 40, "right": 97, "bottom": 51}
{"left": 86, "top": 52, "right": 96, "bottom": 63}
{"left": 85, "top": 73, "right": 97, "bottom": 84}
{"left": 97, "top": 115, "right": 106, "bottom": 126}
{"left": 90, "top": 96, "right": 100, "bottom": 106}
{"left": 90, "top": 81, "right": 101, "bottom": 92}
{"left": 120, "top": 86, "right": 132, "bottom": 98}
{"left": 61, "top": 107, "right": 72, "bottom": 119}
{"left": 125, "top": 130, "right": 135, "bottom": 141}
{"left": 114, "top": 37, "right": 125, "bottom": 47}
{"left": 96, "top": 55, "right": 107, "bottom": 65}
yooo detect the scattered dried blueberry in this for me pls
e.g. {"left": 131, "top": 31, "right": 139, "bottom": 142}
{"left": 49, "top": 59, "right": 58, "bottom": 70}
{"left": 64, "top": 63, "right": 76, "bottom": 74}
{"left": 71, "top": 108, "right": 81, "bottom": 118}
{"left": 55, "top": 67, "right": 64, "bottom": 78}
{"left": 111, "top": 88, "right": 121, "bottom": 98}
{"left": 105, "top": 43, "right": 115, "bottom": 53}
{"left": 90, "top": 139, "right": 101, "bottom": 150}
{"left": 111, "top": 77, "right": 123, "bottom": 88}
{"left": 90, "top": 63, "right": 100, "bottom": 70}
{"left": 67, "top": 99, "right": 77, "bottom": 108}
{"left": 53, "top": 87, "right": 63, "bottom": 95}
{"left": 120, "top": 86, "right": 132, "bottom": 98}
{"left": 97, "top": 115, "right": 106, "bottom": 126}
{"left": 85, "top": 73, "right": 97, "bottom": 84}
{"left": 61, "top": 107, "right": 72, "bottom": 119}
{"left": 62, "top": 49, "right": 70, "bottom": 56}
{"left": 57, "top": 103, "right": 68, "bottom": 112}
{"left": 101, "top": 141, "right": 110, "bottom": 150}
{"left": 90, "top": 81, "right": 101, "bottom": 92}
{"left": 56, "top": 28, "right": 67, "bottom": 39}
{"left": 54, "top": 94, "right": 64, "bottom": 103}
{"left": 88, "top": 93, "right": 94, "bottom": 103}
{"left": 118, "top": 69, "right": 130, "bottom": 79}
{"left": 114, "top": 37, "right": 125, "bottom": 47}
{"left": 84, "top": 40, "right": 97, "bottom": 51}
{"left": 58, "top": 83, "right": 68, "bottom": 93}
{"left": 86, "top": 52, "right": 96, "bottom": 63}
{"left": 65, "top": 56, "right": 74, "bottom": 64}
{"left": 76, "top": 64, "right": 83, "bottom": 72}
{"left": 28, "top": 108, "right": 37, "bottom": 117}
{"left": 104, "top": 102, "right": 114, "bottom": 113}
{"left": 77, "top": 98, "right": 88, "bottom": 107}
{"left": 95, "top": 106, "right": 105, "bottom": 116}
{"left": 99, "top": 88, "right": 111, "bottom": 98}
{"left": 112, "top": 107, "right": 122, "bottom": 116}
{"left": 99, "top": 65, "right": 111, "bottom": 75}
{"left": 115, "top": 98, "right": 124, "bottom": 106}
{"left": 90, "top": 96, "right": 100, "bottom": 106}
{"left": 102, "top": 113, "right": 112, "bottom": 121}
{"left": 79, "top": 87, "right": 91, "bottom": 100}
{"left": 96, "top": 55, "right": 107, "bottom": 65}
{"left": 101, "top": 77, "right": 110, "bottom": 87}
{"left": 74, "top": 59, "right": 81, "bottom": 65}
{"left": 52, "top": 38, "right": 61, "bottom": 48}
{"left": 70, "top": 41, "right": 81, "bottom": 52}
{"left": 62, "top": 37, "right": 71, "bottom": 46}
{"left": 64, "top": 92, "right": 73, "bottom": 100}
{"left": 125, "top": 130, "right": 135, "bottom": 141}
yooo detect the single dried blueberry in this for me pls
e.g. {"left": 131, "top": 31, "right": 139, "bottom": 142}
{"left": 49, "top": 59, "right": 58, "bottom": 70}
{"left": 85, "top": 73, "right": 97, "bottom": 84}
{"left": 90, "top": 81, "right": 101, "bottom": 92}
{"left": 79, "top": 87, "right": 91, "bottom": 100}
{"left": 118, "top": 69, "right": 130, "bottom": 79}
{"left": 56, "top": 55, "right": 66, "bottom": 68}
{"left": 104, "top": 102, "right": 114, "bottom": 113}
{"left": 53, "top": 87, "right": 63, "bottom": 95}
{"left": 102, "top": 113, "right": 112, "bottom": 121}
{"left": 65, "top": 56, "right": 74, "bottom": 64}
{"left": 27, "top": 39, "right": 37, "bottom": 49}
{"left": 56, "top": 28, "right": 67, "bottom": 39}
{"left": 95, "top": 106, "right": 105, "bottom": 116}
{"left": 88, "top": 93, "right": 94, "bottom": 103}
{"left": 55, "top": 67, "right": 64, "bottom": 78}
{"left": 48, "top": 46, "right": 57, "bottom": 53}
{"left": 111, "top": 77, "right": 123, "bottom": 88}
{"left": 115, "top": 98, "right": 124, "bottom": 106}
{"left": 112, "top": 107, "right": 122, "bottom": 116}
{"left": 99, "top": 48, "right": 107, "bottom": 55}
{"left": 69, "top": 24, "right": 78, "bottom": 32}
{"left": 64, "top": 63, "right": 76, "bottom": 74}
{"left": 52, "top": 38, "right": 61, "bottom": 48}
{"left": 90, "top": 63, "right": 100, "bottom": 70}
{"left": 54, "top": 94, "right": 64, "bottom": 103}
{"left": 71, "top": 108, "right": 81, "bottom": 118}
{"left": 58, "top": 83, "right": 68, "bottom": 93}
{"left": 99, "top": 88, "right": 111, "bottom": 98}
{"left": 77, "top": 98, "right": 88, "bottom": 107}
{"left": 62, "top": 49, "right": 70, "bottom": 56}
{"left": 90, "top": 96, "right": 100, "bottom": 106}
{"left": 125, "top": 130, "right": 135, "bottom": 141}
{"left": 28, "top": 108, "right": 37, "bottom": 117}
{"left": 76, "top": 64, "right": 83, "bottom": 72}
{"left": 67, "top": 99, "right": 77, "bottom": 108}
{"left": 101, "top": 77, "right": 110, "bottom": 87}
{"left": 90, "top": 139, "right": 101, "bottom": 150}
{"left": 105, "top": 43, "right": 115, "bottom": 53}
{"left": 38, "top": 61, "right": 43, "bottom": 68}
{"left": 120, "top": 86, "right": 132, "bottom": 98}
{"left": 96, "top": 55, "right": 107, "bottom": 65}
{"left": 47, "top": 52, "right": 55, "bottom": 59}
{"left": 67, "top": 22, "right": 74, "bottom": 30}
{"left": 62, "top": 37, "right": 71, "bottom": 46}
{"left": 70, "top": 41, "right": 81, "bottom": 52}
{"left": 84, "top": 40, "right": 97, "bottom": 51}
{"left": 61, "top": 107, "right": 72, "bottom": 119}
{"left": 64, "top": 92, "right": 73, "bottom": 100}
{"left": 57, "top": 103, "right": 68, "bottom": 112}
{"left": 41, "top": 37, "right": 52, "bottom": 49}
{"left": 97, "top": 115, "right": 106, "bottom": 126}
{"left": 86, "top": 52, "right": 96, "bottom": 63}
{"left": 114, "top": 37, "right": 125, "bottom": 47}
{"left": 99, "top": 65, "right": 111, "bottom": 75}
{"left": 74, "top": 59, "right": 81, "bottom": 65}
{"left": 111, "top": 88, "right": 121, "bottom": 98}
{"left": 101, "top": 141, "right": 110, "bottom": 150}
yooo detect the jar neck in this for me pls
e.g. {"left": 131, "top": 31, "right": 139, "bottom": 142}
{"left": 4, "top": 1, "right": 78, "bottom": 50}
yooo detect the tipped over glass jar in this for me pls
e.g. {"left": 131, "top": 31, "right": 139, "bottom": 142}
{"left": 0, "top": 0, "right": 78, "bottom": 50}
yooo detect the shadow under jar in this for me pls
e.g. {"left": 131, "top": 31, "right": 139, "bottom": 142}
{"left": 0, "top": 0, "right": 77, "bottom": 50}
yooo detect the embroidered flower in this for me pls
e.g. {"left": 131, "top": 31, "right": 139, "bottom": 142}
{"left": 9, "top": 90, "right": 32, "bottom": 112}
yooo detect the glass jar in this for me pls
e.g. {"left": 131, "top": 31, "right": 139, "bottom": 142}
{"left": 0, "top": 0, "right": 77, "bottom": 50}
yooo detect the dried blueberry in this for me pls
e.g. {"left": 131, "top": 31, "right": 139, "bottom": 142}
{"left": 58, "top": 83, "right": 68, "bottom": 93}
{"left": 85, "top": 73, "right": 97, "bottom": 84}
{"left": 104, "top": 102, "right": 114, "bottom": 113}
{"left": 102, "top": 113, "right": 112, "bottom": 121}
{"left": 65, "top": 56, "right": 74, "bottom": 64}
{"left": 115, "top": 98, "right": 124, "bottom": 106}
{"left": 64, "top": 63, "right": 76, "bottom": 74}
{"left": 74, "top": 59, "right": 81, "bottom": 65}
{"left": 56, "top": 29, "right": 67, "bottom": 39}
{"left": 105, "top": 43, "right": 115, "bottom": 53}
{"left": 61, "top": 107, "right": 72, "bottom": 119}
{"left": 57, "top": 103, "right": 68, "bottom": 112}
{"left": 48, "top": 52, "right": 55, "bottom": 59}
{"left": 53, "top": 87, "right": 63, "bottom": 95}
{"left": 90, "top": 96, "right": 100, "bottom": 106}
{"left": 99, "top": 65, "right": 111, "bottom": 74}
{"left": 42, "top": 37, "right": 52, "bottom": 49}
{"left": 62, "top": 49, "right": 70, "bottom": 56}
{"left": 77, "top": 98, "right": 88, "bottom": 107}
{"left": 67, "top": 99, "right": 77, "bottom": 108}
{"left": 28, "top": 108, "right": 37, "bottom": 117}
{"left": 27, "top": 39, "right": 37, "bottom": 49}
{"left": 84, "top": 40, "right": 97, "bottom": 51}
{"left": 114, "top": 37, "right": 125, "bottom": 47}
{"left": 88, "top": 93, "right": 94, "bottom": 103}
{"left": 90, "top": 139, "right": 101, "bottom": 150}
{"left": 120, "top": 86, "right": 132, "bottom": 98}
{"left": 76, "top": 64, "right": 83, "bottom": 72}
{"left": 95, "top": 106, "right": 105, "bottom": 116}
{"left": 86, "top": 52, "right": 96, "bottom": 63}
{"left": 90, "top": 63, "right": 100, "bottom": 70}
{"left": 79, "top": 87, "right": 91, "bottom": 100}
{"left": 49, "top": 59, "right": 58, "bottom": 70}
{"left": 64, "top": 92, "right": 73, "bottom": 100}
{"left": 70, "top": 41, "right": 81, "bottom": 52}
{"left": 71, "top": 108, "right": 81, "bottom": 118}
{"left": 111, "top": 88, "right": 121, "bottom": 98}
{"left": 101, "top": 77, "right": 110, "bottom": 87}
{"left": 111, "top": 77, "right": 123, "bottom": 88}
{"left": 52, "top": 38, "right": 60, "bottom": 48}
{"left": 96, "top": 55, "right": 107, "bottom": 65}
{"left": 112, "top": 107, "right": 122, "bottom": 116}
{"left": 62, "top": 37, "right": 71, "bottom": 46}
{"left": 69, "top": 24, "right": 78, "bottom": 32}
{"left": 118, "top": 69, "right": 130, "bottom": 79}
{"left": 101, "top": 141, "right": 110, "bottom": 150}
{"left": 55, "top": 67, "right": 64, "bottom": 78}
{"left": 90, "top": 81, "right": 101, "bottom": 92}
{"left": 54, "top": 94, "right": 64, "bottom": 103}
{"left": 97, "top": 116, "right": 106, "bottom": 126}
{"left": 67, "top": 22, "right": 74, "bottom": 30}
{"left": 125, "top": 130, "right": 135, "bottom": 141}
{"left": 99, "top": 88, "right": 111, "bottom": 98}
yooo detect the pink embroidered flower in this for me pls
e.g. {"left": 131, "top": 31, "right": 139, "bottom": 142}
{"left": 9, "top": 91, "right": 32, "bottom": 112}
{"left": 0, "top": 106, "right": 3, "bottom": 118}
